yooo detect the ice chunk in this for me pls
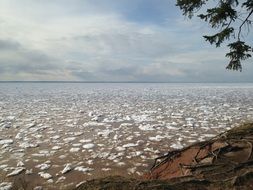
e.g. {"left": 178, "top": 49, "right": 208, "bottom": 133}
{"left": 63, "top": 137, "right": 76, "bottom": 143}
{"left": 122, "top": 143, "right": 138, "bottom": 148}
{"left": 0, "top": 139, "right": 13, "bottom": 145}
{"left": 170, "top": 143, "right": 184, "bottom": 149}
{"left": 33, "top": 186, "right": 43, "bottom": 190}
{"left": 38, "top": 172, "right": 52, "bottom": 179}
{"left": 70, "top": 147, "right": 80, "bottom": 152}
{"left": 148, "top": 135, "right": 164, "bottom": 142}
{"left": 56, "top": 176, "right": 66, "bottom": 184}
{"left": 19, "top": 142, "right": 39, "bottom": 148}
{"left": 0, "top": 182, "right": 12, "bottom": 190}
{"left": 61, "top": 164, "right": 72, "bottom": 174}
{"left": 17, "top": 161, "right": 25, "bottom": 167}
{"left": 52, "top": 146, "right": 61, "bottom": 150}
{"left": 7, "top": 167, "right": 25, "bottom": 177}
{"left": 83, "top": 143, "right": 95, "bottom": 149}
{"left": 74, "top": 166, "right": 93, "bottom": 173}
{"left": 36, "top": 163, "right": 51, "bottom": 170}
{"left": 138, "top": 124, "right": 154, "bottom": 131}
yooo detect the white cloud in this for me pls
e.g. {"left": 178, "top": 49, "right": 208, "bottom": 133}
{"left": 0, "top": 0, "right": 252, "bottom": 82}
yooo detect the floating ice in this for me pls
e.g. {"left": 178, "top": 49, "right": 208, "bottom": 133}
{"left": 122, "top": 143, "right": 138, "bottom": 148}
{"left": 115, "top": 146, "right": 126, "bottom": 151}
{"left": 138, "top": 124, "right": 154, "bottom": 131}
{"left": 38, "top": 172, "right": 52, "bottom": 179}
{"left": 0, "top": 139, "right": 13, "bottom": 145}
{"left": 203, "top": 134, "right": 216, "bottom": 138}
{"left": 19, "top": 142, "right": 39, "bottom": 149}
{"left": 70, "top": 147, "right": 80, "bottom": 152}
{"left": 98, "top": 130, "right": 113, "bottom": 138}
{"left": 17, "top": 161, "right": 24, "bottom": 167}
{"left": 74, "top": 166, "right": 93, "bottom": 173}
{"left": 7, "top": 167, "right": 25, "bottom": 177}
{"left": 83, "top": 143, "right": 95, "bottom": 149}
{"left": 36, "top": 163, "right": 51, "bottom": 170}
{"left": 0, "top": 182, "right": 12, "bottom": 190}
{"left": 170, "top": 143, "right": 184, "bottom": 149}
{"left": 63, "top": 137, "right": 76, "bottom": 143}
{"left": 1, "top": 82, "right": 253, "bottom": 189}
{"left": 149, "top": 135, "right": 164, "bottom": 142}
{"left": 52, "top": 146, "right": 61, "bottom": 150}
{"left": 61, "top": 164, "right": 72, "bottom": 174}
{"left": 0, "top": 164, "right": 8, "bottom": 169}
{"left": 33, "top": 186, "right": 43, "bottom": 190}
{"left": 80, "top": 139, "right": 92, "bottom": 143}
{"left": 51, "top": 135, "right": 60, "bottom": 140}
{"left": 56, "top": 176, "right": 66, "bottom": 184}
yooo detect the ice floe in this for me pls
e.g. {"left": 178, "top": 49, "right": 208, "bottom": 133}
{"left": 38, "top": 172, "right": 52, "bottom": 179}
{"left": 61, "top": 164, "right": 72, "bottom": 174}
{"left": 83, "top": 143, "right": 95, "bottom": 149}
{"left": 0, "top": 139, "right": 13, "bottom": 145}
{"left": 1, "top": 83, "right": 253, "bottom": 189}
{"left": 7, "top": 167, "right": 25, "bottom": 177}
{"left": 0, "top": 182, "right": 12, "bottom": 190}
{"left": 74, "top": 166, "right": 93, "bottom": 173}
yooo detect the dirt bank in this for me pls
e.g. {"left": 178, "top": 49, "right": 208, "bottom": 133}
{"left": 76, "top": 123, "right": 253, "bottom": 190}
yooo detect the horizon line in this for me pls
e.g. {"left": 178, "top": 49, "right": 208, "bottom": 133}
{"left": 0, "top": 81, "right": 253, "bottom": 84}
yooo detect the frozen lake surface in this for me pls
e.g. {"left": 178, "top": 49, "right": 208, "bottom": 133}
{"left": 1, "top": 83, "right": 253, "bottom": 189}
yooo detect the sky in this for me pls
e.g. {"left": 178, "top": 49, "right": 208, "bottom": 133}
{"left": 0, "top": 0, "right": 252, "bottom": 82}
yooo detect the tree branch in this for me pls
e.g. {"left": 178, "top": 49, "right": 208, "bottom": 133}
{"left": 238, "top": 9, "right": 253, "bottom": 40}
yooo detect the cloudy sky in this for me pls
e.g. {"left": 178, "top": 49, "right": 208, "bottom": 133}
{"left": 0, "top": 0, "right": 252, "bottom": 82}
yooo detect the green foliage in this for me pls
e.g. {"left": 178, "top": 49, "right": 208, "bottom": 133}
{"left": 226, "top": 41, "right": 252, "bottom": 71}
{"left": 176, "top": 0, "right": 253, "bottom": 71}
{"left": 203, "top": 27, "right": 234, "bottom": 47}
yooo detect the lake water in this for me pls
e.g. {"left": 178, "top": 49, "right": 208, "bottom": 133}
{"left": 1, "top": 83, "right": 253, "bottom": 189}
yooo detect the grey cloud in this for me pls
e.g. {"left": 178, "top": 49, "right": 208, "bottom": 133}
{"left": 74, "top": 32, "right": 176, "bottom": 59}
{"left": 70, "top": 70, "right": 97, "bottom": 80}
{"left": 0, "top": 39, "right": 20, "bottom": 50}
{"left": 0, "top": 40, "right": 63, "bottom": 79}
